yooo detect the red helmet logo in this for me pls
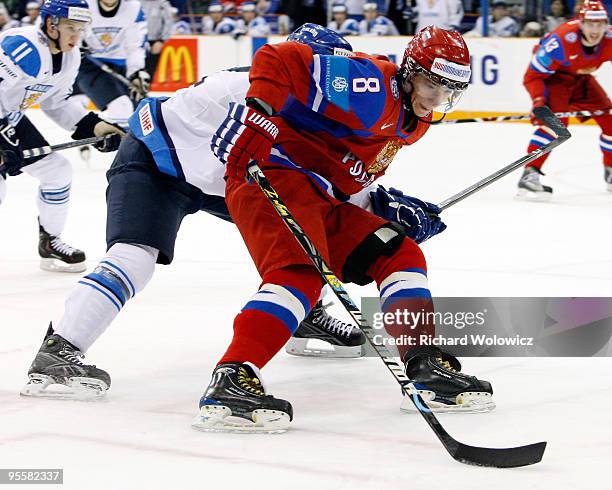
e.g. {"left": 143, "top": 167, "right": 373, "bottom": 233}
{"left": 579, "top": 0, "right": 609, "bottom": 21}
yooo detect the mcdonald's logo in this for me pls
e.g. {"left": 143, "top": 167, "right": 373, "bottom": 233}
{"left": 152, "top": 38, "right": 198, "bottom": 91}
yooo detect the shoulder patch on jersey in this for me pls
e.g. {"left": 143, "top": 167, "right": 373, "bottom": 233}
{"left": 0, "top": 35, "right": 41, "bottom": 78}
{"left": 564, "top": 32, "right": 577, "bottom": 43}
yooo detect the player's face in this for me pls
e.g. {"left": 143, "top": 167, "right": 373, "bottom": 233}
{"left": 407, "top": 73, "right": 464, "bottom": 116}
{"left": 580, "top": 19, "right": 607, "bottom": 46}
{"left": 333, "top": 12, "right": 346, "bottom": 22}
{"left": 99, "top": 0, "right": 119, "bottom": 10}
{"left": 211, "top": 12, "right": 222, "bottom": 22}
{"left": 242, "top": 11, "right": 256, "bottom": 22}
{"left": 56, "top": 19, "right": 86, "bottom": 52}
{"left": 364, "top": 10, "right": 377, "bottom": 21}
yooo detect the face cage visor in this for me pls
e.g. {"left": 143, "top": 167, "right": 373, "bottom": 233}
{"left": 404, "top": 58, "right": 469, "bottom": 114}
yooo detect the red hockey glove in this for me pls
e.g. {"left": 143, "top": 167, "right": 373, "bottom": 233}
{"left": 530, "top": 97, "right": 547, "bottom": 126}
{"left": 210, "top": 102, "right": 278, "bottom": 174}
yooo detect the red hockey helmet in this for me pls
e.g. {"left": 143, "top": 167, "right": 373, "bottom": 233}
{"left": 579, "top": 0, "right": 609, "bottom": 21}
{"left": 400, "top": 25, "right": 471, "bottom": 114}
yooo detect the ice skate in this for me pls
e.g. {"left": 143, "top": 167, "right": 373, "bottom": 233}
{"left": 400, "top": 347, "right": 495, "bottom": 413}
{"left": 286, "top": 301, "right": 365, "bottom": 358}
{"left": 21, "top": 323, "right": 110, "bottom": 400}
{"left": 605, "top": 166, "right": 612, "bottom": 192}
{"left": 192, "top": 363, "right": 292, "bottom": 434}
{"left": 38, "top": 220, "right": 86, "bottom": 272}
{"left": 516, "top": 167, "right": 553, "bottom": 201}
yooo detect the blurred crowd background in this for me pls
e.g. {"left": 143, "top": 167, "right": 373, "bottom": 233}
{"left": 1, "top": 0, "right": 610, "bottom": 42}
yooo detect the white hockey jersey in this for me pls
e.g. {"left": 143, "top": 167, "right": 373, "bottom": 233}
{"left": 129, "top": 70, "right": 249, "bottom": 197}
{"left": 83, "top": 0, "right": 147, "bottom": 76}
{"left": 358, "top": 16, "right": 399, "bottom": 36}
{"left": 201, "top": 16, "right": 236, "bottom": 35}
{"left": 0, "top": 26, "right": 87, "bottom": 128}
{"left": 327, "top": 18, "right": 359, "bottom": 36}
{"left": 415, "top": 0, "right": 464, "bottom": 33}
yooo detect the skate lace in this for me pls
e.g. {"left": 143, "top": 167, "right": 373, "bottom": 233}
{"left": 238, "top": 368, "right": 264, "bottom": 396}
{"left": 315, "top": 303, "right": 354, "bottom": 338}
{"left": 60, "top": 347, "right": 85, "bottom": 365}
{"left": 50, "top": 237, "right": 77, "bottom": 257}
{"left": 437, "top": 356, "right": 459, "bottom": 373}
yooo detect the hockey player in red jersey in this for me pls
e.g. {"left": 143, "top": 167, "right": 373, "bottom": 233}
{"left": 518, "top": 0, "right": 612, "bottom": 199}
{"left": 194, "top": 26, "right": 495, "bottom": 433}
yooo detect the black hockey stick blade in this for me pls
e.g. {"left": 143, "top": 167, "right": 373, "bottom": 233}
{"left": 533, "top": 105, "right": 571, "bottom": 143}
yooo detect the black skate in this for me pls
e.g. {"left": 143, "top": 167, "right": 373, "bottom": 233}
{"left": 286, "top": 301, "right": 365, "bottom": 358}
{"left": 192, "top": 362, "right": 293, "bottom": 433}
{"left": 400, "top": 347, "right": 495, "bottom": 413}
{"left": 21, "top": 323, "right": 110, "bottom": 400}
{"left": 605, "top": 166, "right": 612, "bottom": 192}
{"left": 516, "top": 167, "right": 553, "bottom": 201}
{"left": 38, "top": 219, "right": 86, "bottom": 273}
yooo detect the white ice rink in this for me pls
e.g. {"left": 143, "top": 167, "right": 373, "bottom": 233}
{"left": 1, "top": 111, "right": 611, "bottom": 489}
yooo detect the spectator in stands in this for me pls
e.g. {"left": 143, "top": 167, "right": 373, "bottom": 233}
{"left": 359, "top": 2, "right": 399, "bottom": 35}
{"left": 543, "top": 0, "right": 568, "bottom": 32}
{"left": 0, "top": 3, "right": 18, "bottom": 31}
{"left": 520, "top": 20, "right": 544, "bottom": 37}
{"left": 328, "top": 3, "right": 359, "bottom": 35}
{"left": 202, "top": 2, "right": 236, "bottom": 33}
{"left": 141, "top": 0, "right": 174, "bottom": 79}
{"left": 233, "top": 1, "right": 270, "bottom": 36}
{"left": 19, "top": 1, "right": 39, "bottom": 26}
{"left": 414, "top": 0, "right": 463, "bottom": 33}
{"left": 345, "top": 0, "right": 366, "bottom": 16}
{"left": 256, "top": 0, "right": 279, "bottom": 14}
{"left": 464, "top": 1, "right": 518, "bottom": 37}
{"left": 170, "top": 6, "right": 192, "bottom": 34}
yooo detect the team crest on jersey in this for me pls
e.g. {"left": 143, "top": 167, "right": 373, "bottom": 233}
{"left": 368, "top": 139, "right": 402, "bottom": 174}
{"left": 93, "top": 27, "right": 121, "bottom": 48}
{"left": 19, "top": 84, "right": 52, "bottom": 110}
{"left": 390, "top": 77, "right": 399, "bottom": 100}
{"left": 332, "top": 76, "right": 348, "bottom": 92}
{"left": 564, "top": 32, "right": 577, "bottom": 43}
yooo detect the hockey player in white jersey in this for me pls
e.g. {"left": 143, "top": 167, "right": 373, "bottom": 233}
{"left": 74, "top": 0, "right": 149, "bottom": 126}
{"left": 20, "top": 25, "right": 448, "bottom": 406}
{"left": 327, "top": 4, "right": 359, "bottom": 36}
{"left": 0, "top": 0, "right": 125, "bottom": 272}
{"left": 359, "top": 2, "right": 400, "bottom": 36}
{"left": 202, "top": 3, "right": 236, "bottom": 35}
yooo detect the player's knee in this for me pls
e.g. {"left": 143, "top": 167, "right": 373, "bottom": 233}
{"left": 367, "top": 239, "right": 427, "bottom": 289}
{"left": 103, "top": 243, "right": 159, "bottom": 295}
{"left": 342, "top": 223, "right": 407, "bottom": 286}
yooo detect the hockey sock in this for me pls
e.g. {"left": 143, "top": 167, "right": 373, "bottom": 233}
{"left": 21, "top": 153, "right": 72, "bottom": 236}
{"left": 367, "top": 239, "right": 434, "bottom": 361}
{"left": 218, "top": 266, "right": 322, "bottom": 369}
{"left": 54, "top": 243, "right": 158, "bottom": 351}
{"left": 600, "top": 134, "right": 612, "bottom": 166}
{"left": 525, "top": 126, "right": 556, "bottom": 170}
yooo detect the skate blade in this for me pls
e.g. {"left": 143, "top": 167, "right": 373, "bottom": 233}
{"left": 515, "top": 188, "right": 552, "bottom": 202}
{"left": 191, "top": 405, "right": 290, "bottom": 434}
{"left": 285, "top": 337, "right": 364, "bottom": 358}
{"left": 400, "top": 390, "right": 496, "bottom": 414}
{"left": 20, "top": 374, "right": 108, "bottom": 401}
{"left": 40, "top": 258, "right": 87, "bottom": 273}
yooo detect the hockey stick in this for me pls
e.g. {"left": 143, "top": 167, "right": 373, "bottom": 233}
{"left": 21, "top": 136, "right": 109, "bottom": 159}
{"left": 84, "top": 55, "right": 149, "bottom": 100}
{"left": 443, "top": 108, "right": 611, "bottom": 125}
{"left": 247, "top": 161, "right": 546, "bottom": 468}
{"left": 438, "top": 106, "right": 572, "bottom": 210}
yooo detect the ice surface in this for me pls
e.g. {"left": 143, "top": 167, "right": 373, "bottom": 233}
{"left": 1, "top": 112, "right": 611, "bottom": 489}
